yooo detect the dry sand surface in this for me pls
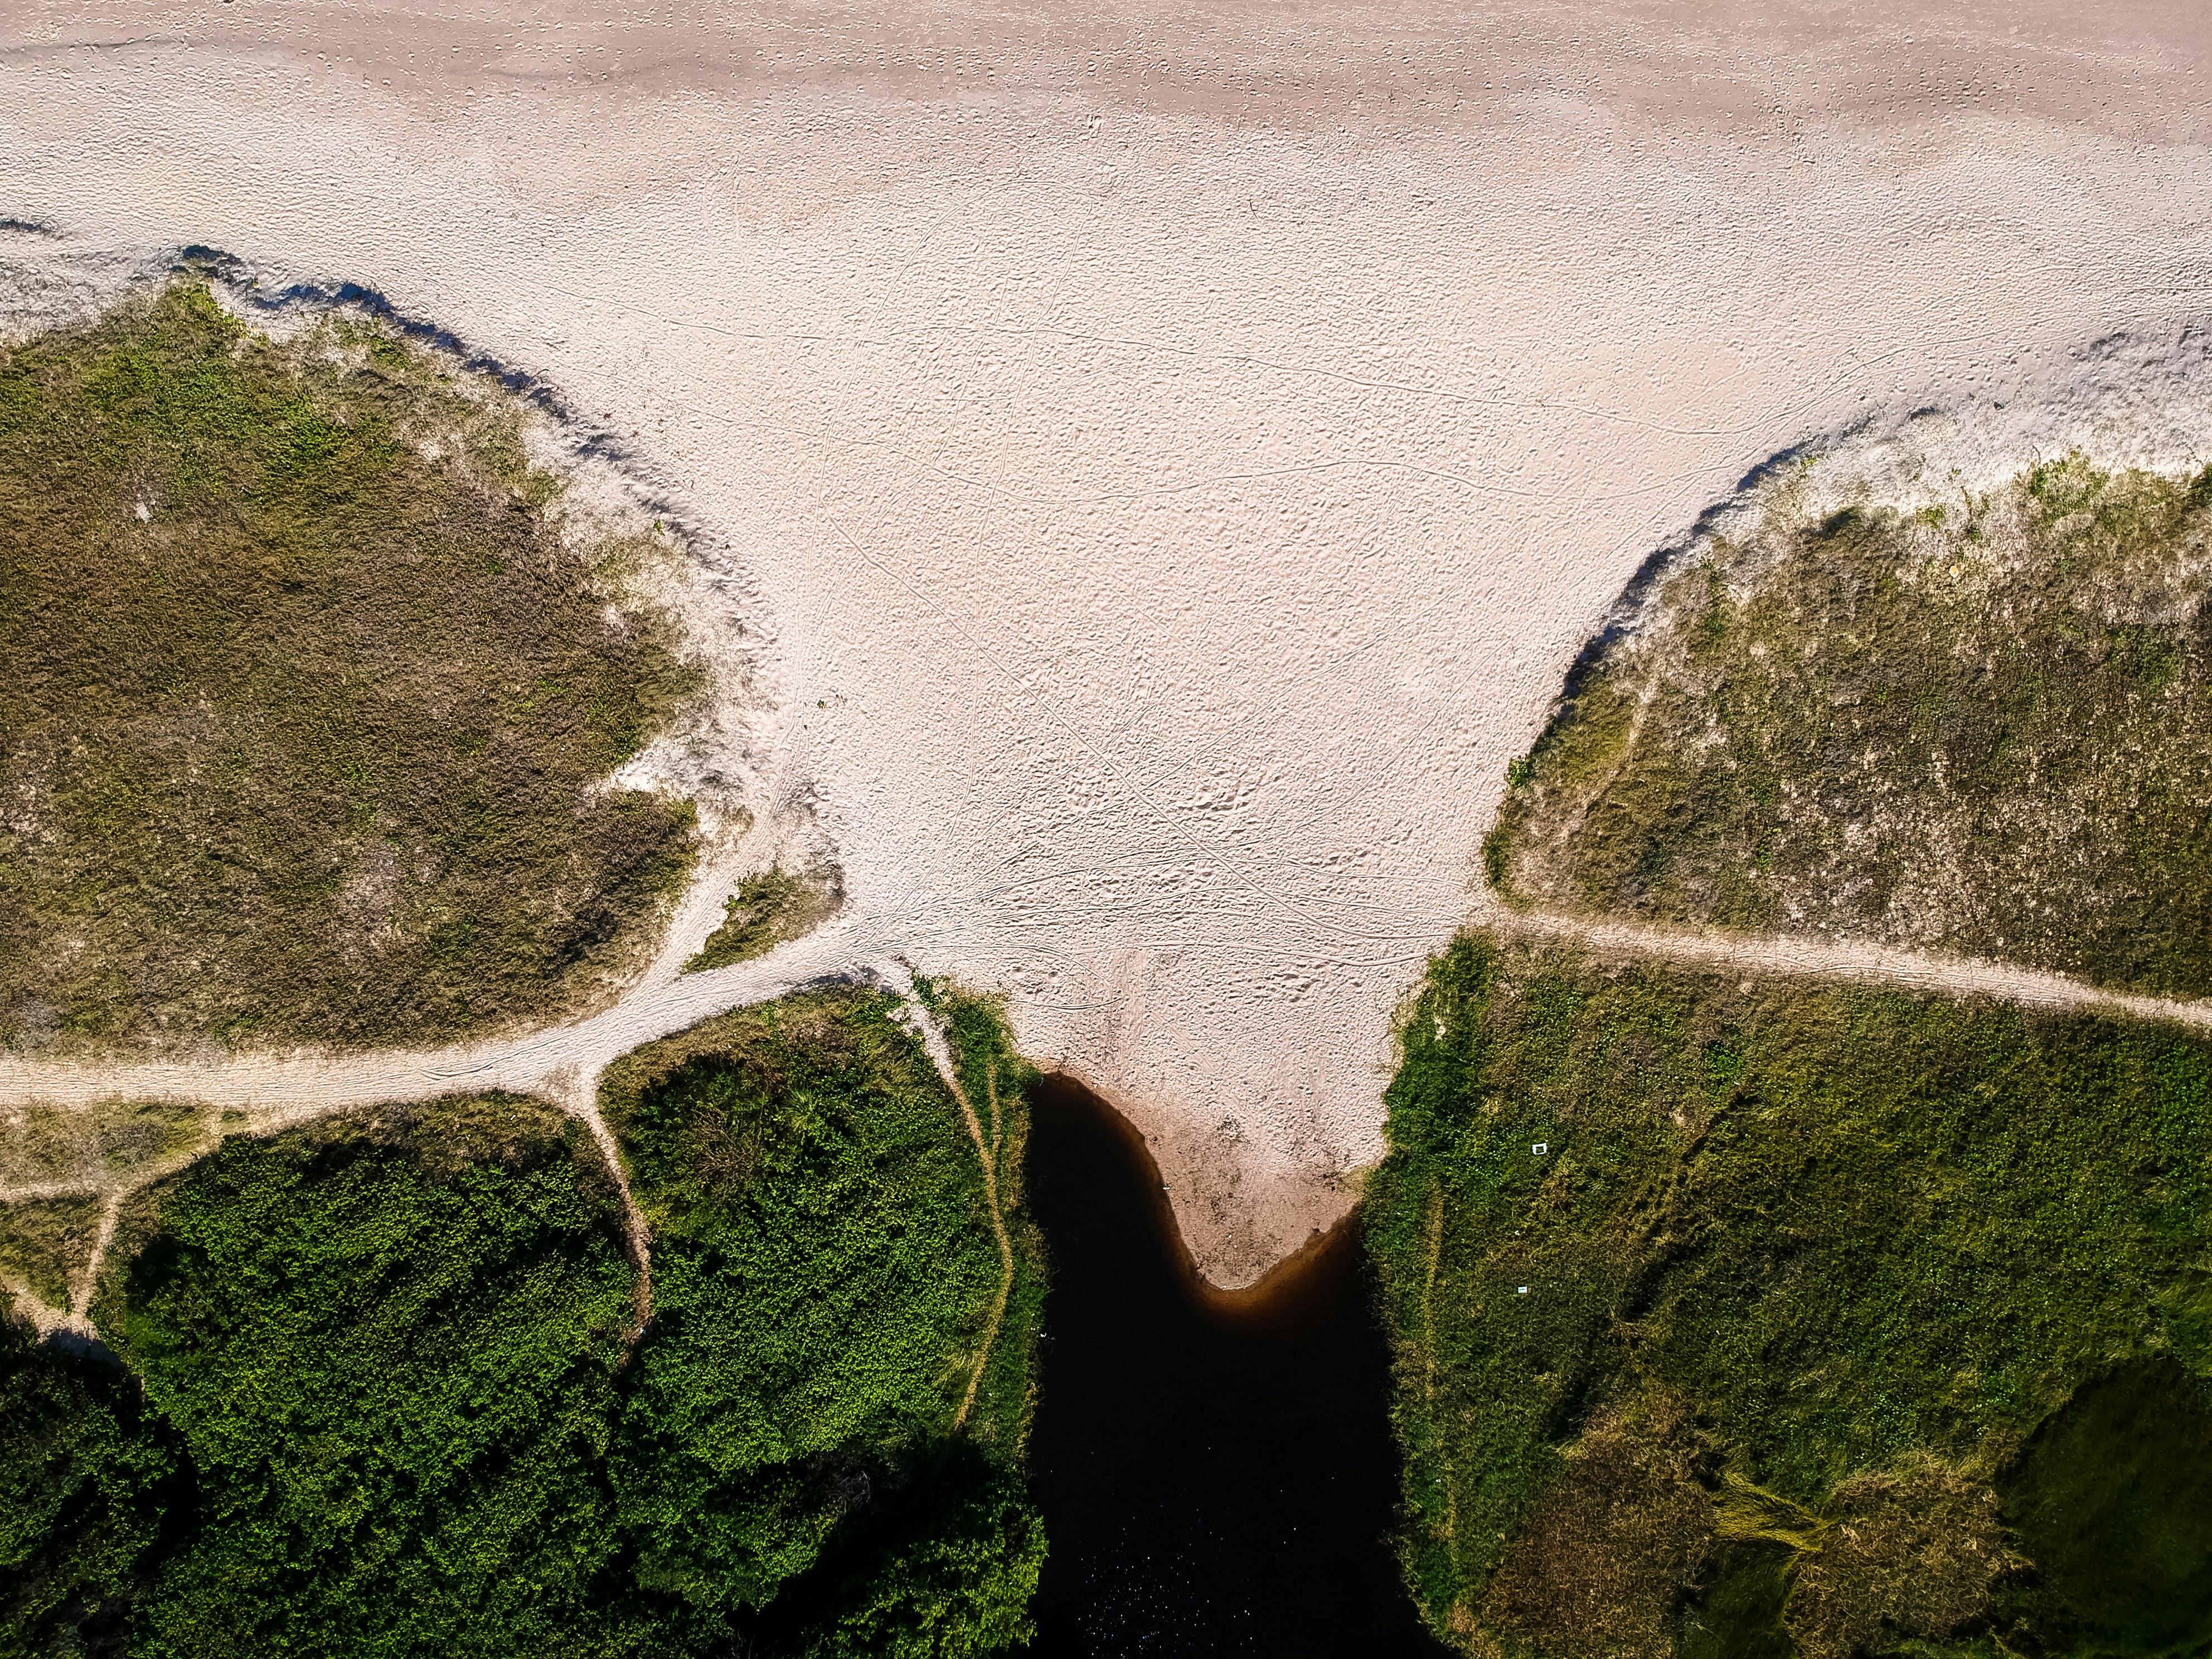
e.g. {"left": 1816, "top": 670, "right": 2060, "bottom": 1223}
{"left": 3, "top": 1, "right": 2211, "bottom": 1286}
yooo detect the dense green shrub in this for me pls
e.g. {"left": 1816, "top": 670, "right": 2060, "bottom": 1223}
{"left": 0, "top": 992, "right": 1047, "bottom": 1654}
{"left": 91, "top": 1094, "right": 646, "bottom": 1658}
{"left": 1367, "top": 932, "right": 2212, "bottom": 1657}
{"left": 599, "top": 984, "right": 1045, "bottom": 1647}
{"left": 0, "top": 279, "right": 696, "bottom": 1053}
{"left": 1997, "top": 1360, "right": 2212, "bottom": 1656}
{"left": 0, "top": 1319, "right": 181, "bottom": 1657}
{"left": 1487, "top": 459, "right": 2212, "bottom": 997}
{"left": 782, "top": 1448, "right": 1047, "bottom": 1659}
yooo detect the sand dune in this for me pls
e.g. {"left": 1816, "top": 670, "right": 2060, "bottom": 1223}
{"left": 4, "top": 0, "right": 2209, "bottom": 1284}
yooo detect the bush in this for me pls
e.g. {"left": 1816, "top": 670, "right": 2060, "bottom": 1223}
{"left": 1, "top": 1004, "right": 1045, "bottom": 1655}
{"left": 785, "top": 1450, "right": 1046, "bottom": 1659}
{"left": 0, "top": 1317, "right": 182, "bottom": 1657}
{"left": 91, "top": 1095, "right": 646, "bottom": 1658}
{"left": 683, "top": 866, "right": 843, "bottom": 973}
{"left": 599, "top": 987, "right": 1043, "bottom": 1628}
{"left": 1367, "top": 932, "right": 2212, "bottom": 1656}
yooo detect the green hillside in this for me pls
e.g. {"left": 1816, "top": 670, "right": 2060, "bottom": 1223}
{"left": 1367, "top": 932, "right": 2212, "bottom": 1658}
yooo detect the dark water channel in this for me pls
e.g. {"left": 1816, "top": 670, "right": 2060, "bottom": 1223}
{"left": 1020, "top": 1075, "right": 1453, "bottom": 1659}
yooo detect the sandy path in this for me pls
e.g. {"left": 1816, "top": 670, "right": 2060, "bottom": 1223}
{"left": 6, "top": 864, "right": 2209, "bottom": 1343}
{"left": 11, "top": 882, "right": 2205, "bottom": 1303}
{"left": 4, "top": 0, "right": 2211, "bottom": 1286}
{"left": 25, "top": 898, "right": 2189, "bottom": 1192}
{"left": 1, "top": 914, "right": 1041, "bottom": 1343}
{"left": 0, "top": 910, "right": 910, "bottom": 1333}
{"left": 946, "top": 1062, "right": 1016, "bottom": 1434}
{"left": 0, "top": 912, "right": 902, "bottom": 1119}
{"left": 1475, "top": 896, "right": 2212, "bottom": 1033}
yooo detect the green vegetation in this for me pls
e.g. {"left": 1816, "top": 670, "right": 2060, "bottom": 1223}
{"left": 1462, "top": 449, "right": 2212, "bottom": 1647}
{"left": 685, "top": 864, "right": 844, "bottom": 972}
{"left": 0, "top": 1196, "right": 103, "bottom": 1308}
{"left": 94, "top": 1093, "right": 644, "bottom": 1658}
{"left": 1367, "top": 931, "right": 2212, "bottom": 1658}
{"left": 781, "top": 1446, "right": 1046, "bottom": 1659}
{"left": 0, "top": 278, "right": 697, "bottom": 1054}
{"left": 1, "top": 1313, "right": 183, "bottom": 1657}
{"left": 1487, "top": 458, "right": 2212, "bottom": 997}
{"left": 912, "top": 973, "right": 1046, "bottom": 1457}
{"left": 1, "top": 1099, "right": 207, "bottom": 1188}
{"left": 3, "top": 987, "right": 1046, "bottom": 1656}
{"left": 2002, "top": 1361, "right": 2212, "bottom": 1652}
{"left": 598, "top": 981, "right": 1046, "bottom": 1648}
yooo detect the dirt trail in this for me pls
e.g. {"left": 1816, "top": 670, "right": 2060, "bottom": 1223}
{"left": 896, "top": 995, "right": 1018, "bottom": 1433}
{"left": 1473, "top": 892, "right": 2212, "bottom": 1030}
{"left": 949, "top": 1065, "right": 1016, "bottom": 1433}
{"left": 10, "top": 879, "right": 2211, "bottom": 1339}
{"left": 0, "top": 909, "right": 911, "bottom": 1334}
{"left": 0, "top": 913, "right": 1044, "bottom": 1353}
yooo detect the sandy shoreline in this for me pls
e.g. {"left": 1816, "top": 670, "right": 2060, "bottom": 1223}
{"left": 4, "top": 0, "right": 2210, "bottom": 1285}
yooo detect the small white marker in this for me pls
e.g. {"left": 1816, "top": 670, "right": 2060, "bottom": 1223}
{"left": 1517, "top": 1286, "right": 1529, "bottom": 1296}
{"left": 1532, "top": 1142, "right": 1548, "bottom": 1156}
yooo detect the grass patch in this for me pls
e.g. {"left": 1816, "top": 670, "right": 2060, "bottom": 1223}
{"left": 0, "top": 1099, "right": 206, "bottom": 1188}
{"left": 0, "top": 1196, "right": 104, "bottom": 1309}
{"left": 685, "top": 865, "right": 844, "bottom": 973}
{"left": 1488, "top": 459, "right": 2212, "bottom": 996}
{"left": 1366, "top": 931, "right": 2212, "bottom": 1657}
{"left": 599, "top": 983, "right": 1047, "bottom": 1648}
{"left": 0, "top": 278, "right": 698, "bottom": 1054}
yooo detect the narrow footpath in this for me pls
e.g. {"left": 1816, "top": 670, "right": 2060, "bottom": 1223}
{"left": 9, "top": 886, "right": 2209, "bottom": 1336}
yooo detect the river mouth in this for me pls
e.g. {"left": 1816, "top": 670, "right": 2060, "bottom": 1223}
{"left": 1020, "top": 1073, "right": 1451, "bottom": 1658}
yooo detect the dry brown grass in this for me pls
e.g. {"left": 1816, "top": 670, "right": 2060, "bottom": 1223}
{"left": 1478, "top": 1395, "right": 1715, "bottom": 1659}
{"left": 0, "top": 1098, "right": 206, "bottom": 1189}
{"left": 1782, "top": 1462, "right": 2012, "bottom": 1659}
{"left": 0, "top": 1195, "right": 103, "bottom": 1307}
{"left": 1488, "top": 458, "right": 2212, "bottom": 997}
{"left": 0, "top": 279, "right": 698, "bottom": 1055}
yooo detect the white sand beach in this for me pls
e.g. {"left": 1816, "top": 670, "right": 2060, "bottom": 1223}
{"left": 3, "top": 0, "right": 2209, "bottom": 1284}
